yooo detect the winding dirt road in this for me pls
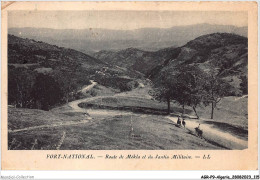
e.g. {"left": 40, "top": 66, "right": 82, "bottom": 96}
{"left": 8, "top": 120, "right": 90, "bottom": 133}
{"left": 68, "top": 81, "right": 248, "bottom": 149}
{"left": 9, "top": 81, "right": 99, "bottom": 134}
{"left": 167, "top": 116, "right": 247, "bottom": 149}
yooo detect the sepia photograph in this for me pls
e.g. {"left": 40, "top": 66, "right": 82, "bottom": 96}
{"left": 7, "top": 10, "right": 249, "bottom": 150}
{"left": 1, "top": 1, "right": 258, "bottom": 172}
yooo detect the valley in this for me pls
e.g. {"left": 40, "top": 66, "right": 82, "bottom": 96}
{"left": 7, "top": 31, "right": 248, "bottom": 150}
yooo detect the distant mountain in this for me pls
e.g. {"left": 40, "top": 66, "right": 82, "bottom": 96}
{"left": 9, "top": 24, "right": 247, "bottom": 54}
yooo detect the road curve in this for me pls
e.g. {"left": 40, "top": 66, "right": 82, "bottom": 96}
{"left": 167, "top": 116, "right": 247, "bottom": 150}
{"left": 8, "top": 120, "right": 90, "bottom": 133}
{"left": 66, "top": 80, "right": 248, "bottom": 150}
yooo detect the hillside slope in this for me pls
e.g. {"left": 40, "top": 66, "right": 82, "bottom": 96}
{"left": 96, "top": 33, "right": 248, "bottom": 94}
{"left": 8, "top": 35, "right": 146, "bottom": 110}
{"left": 8, "top": 34, "right": 107, "bottom": 109}
{"left": 94, "top": 33, "right": 247, "bottom": 88}
{"left": 8, "top": 34, "right": 104, "bottom": 66}
{"left": 94, "top": 47, "right": 181, "bottom": 75}
{"left": 151, "top": 33, "right": 248, "bottom": 94}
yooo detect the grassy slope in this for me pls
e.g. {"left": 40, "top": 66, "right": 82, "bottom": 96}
{"left": 60, "top": 115, "right": 221, "bottom": 150}
{"left": 8, "top": 107, "right": 221, "bottom": 150}
{"left": 8, "top": 108, "right": 86, "bottom": 130}
{"left": 189, "top": 96, "right": 248, "bottom": 129}
{"left": 87, "top": 84, "right": 120, "bottom": 97}
{"left": 79, "top": 94, "right": 247, "bottom": 129}
{"left": 79, "top": 96, "right": 191, "bottom": 115}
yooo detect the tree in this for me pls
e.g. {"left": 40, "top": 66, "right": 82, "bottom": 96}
{"left": 170, "top": 65, "right": 207, "bottom": 118}
{"left": 31, "top": 74, "right": 63, "bottom": 110}
{"left": 53, "top": 70, "right": 78, "bottom": 103}
{"left": 150, "top": 65, "right": 206, "bottom": 116}
{"left": 149, "top": 69, "right": 175, "bottom": 114}
{"left": 8, "top": 68, "right": 35, "bottom": 108}
{"left": 203, "top": 68, "right": 232, "bottom": 119}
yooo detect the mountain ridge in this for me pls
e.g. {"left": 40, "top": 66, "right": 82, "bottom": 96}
{"left": 9, "top": 24, "right": 247, "bottom": 54}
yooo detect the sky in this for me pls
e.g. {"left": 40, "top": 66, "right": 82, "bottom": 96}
{"left": 8, "top": 11, "right": 248, "bottom": 30}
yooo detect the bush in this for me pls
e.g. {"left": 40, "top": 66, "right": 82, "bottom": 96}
{"left": 90, "top": 90, "right": 97, "bottom": 97}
